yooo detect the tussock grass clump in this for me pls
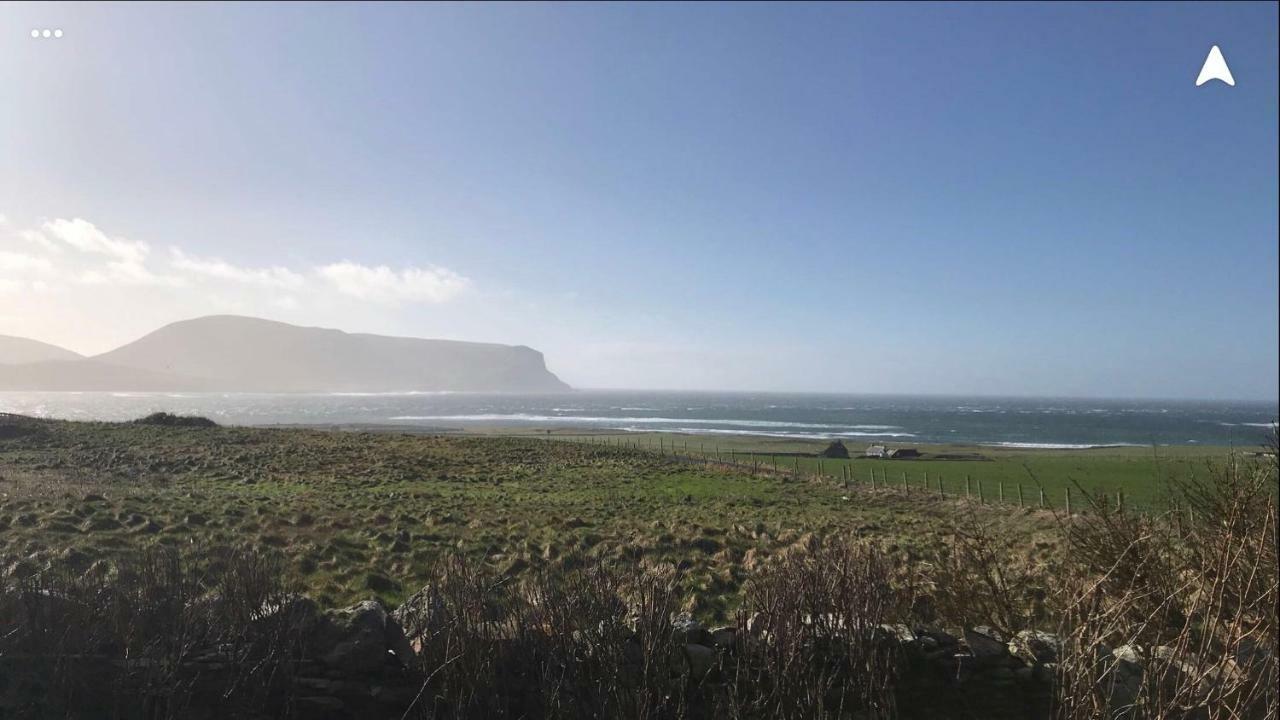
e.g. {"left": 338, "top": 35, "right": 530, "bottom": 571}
{"left": 133, "top": 412, "right": 219, "bottom": 428}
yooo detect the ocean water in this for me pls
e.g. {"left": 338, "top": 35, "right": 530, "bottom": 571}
{"left": 1, "top": 391, "right": 1275, "bottom": 447}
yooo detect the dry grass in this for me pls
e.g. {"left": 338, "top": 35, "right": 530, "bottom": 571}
{"left": 1053, "top": 439, "right": 1278, "bottom": 719}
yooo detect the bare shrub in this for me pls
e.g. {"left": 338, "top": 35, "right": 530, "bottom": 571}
{"left": 925, "top": 519, "right": 1050, "bottom": 632}
{"left": 1054, "top": 446, "right": 1278, "bottom": 720}
{"left": 0, "top": 546, "right": 304, "bottom": 719}
{"left": 722, "top": 538, "right": 908, "bottom": 719}
{"left": 398, "top": 553, "right": 523, "bottom": 718}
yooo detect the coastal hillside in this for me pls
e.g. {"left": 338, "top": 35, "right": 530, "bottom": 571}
{"left": 0, "top": 335, "right": 83, "bottom": 365}
{"left": 0, "top": 315, "right": 569, "bottom": 393}
{"left": 0, "top": 359, "right": 213, "bottom": 391}
{"left": 93, "top": 315, "right": 570, "bottom": 392}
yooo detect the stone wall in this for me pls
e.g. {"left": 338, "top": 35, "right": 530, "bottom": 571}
{"left": 1, "top": 588, "right": 1205, "bottom": 719}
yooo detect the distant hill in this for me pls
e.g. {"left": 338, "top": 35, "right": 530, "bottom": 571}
{"left": 0, "top": 335, "right": 83, "bottom": 365}
{"left": 0, "top": 359, "right": 214, "bottom": 392}
{"left": 0, "top": 315, "right": 568, "bottom": 393}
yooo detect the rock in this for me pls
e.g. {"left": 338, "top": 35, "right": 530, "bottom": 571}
{"left": 295, "top": 696, "right": 347, "bottom": 720}
{"left": 623, "top": 636, "right": 644, "bottom": 665}
{"left": 253, "top": 595, "right": 320, "bottom": 633}
{"left": 372, "top": 684, "right": 419, "bottom": 707}
{"left": 1106, "top": 645, "right": 1146, "bottom": 712}
{"left": 1236, "top": 636, "right": 1275, "bottom": 670}
{"left": 802, "top": 612, "right": 848, "bottom": 637}
{"left": 294, "top": 677, "right": 339, "bottom": 694}
{"left": 1150, "top": 645, "right": 1200, "bottom": 695}
{"left": 964, "top": 626, "right": 1011, "bottom": 663}
{"left": 986, "top": 666, "right": 1018, "bottom": 686}
{"left": 684, "top": 643, "right": 717, "bottom": 678}
{"left": 385, "top": 614, "right": 415, "bottom": 666}
{"left": 710, "top": 626, "right": 736, "bottom": 650}
{"left": 1008, "top": 629, "right": 1060, "bottom": 665}
{"left": 878, "top": 623, "right": 916, "bottom": 645}
{"left": 1113, "top": 644, "right": 1143, "bottom": 665}
{"left": 4, "top": 559, "right": 37, "bottom": 580}
{"left": 916, "top": 627, "right": 960, "bottom": 649}
{"left": 313, "top": 600, "right": 392, "bottom": 675}
{"left": 17, "top": 588, "right": 86, "bottom": 627}
{"left": 393, "top": 585, "right": 446, "bottom": 638}
{"left": 671, "top": 613, "right": 709, "bottom": 646}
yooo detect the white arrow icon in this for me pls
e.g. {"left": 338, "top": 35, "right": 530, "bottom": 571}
{"left": 1196, "top": 45, "right": 1235, "bottom": 87}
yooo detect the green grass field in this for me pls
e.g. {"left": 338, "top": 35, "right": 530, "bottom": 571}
{"left": 0, "top": 417, "right": 1259, "bottom": 621}
{"left": 502, "top": 429, "right": 1253, "bottom": 511}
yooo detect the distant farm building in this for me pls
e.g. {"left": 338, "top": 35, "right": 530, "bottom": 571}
{"left": 865, "top": 445, "right": 887, "bottom": 458}
{"left": 889, "top": 448, "right": 921, "bottom": 459}
{"left": 820, "top": 440, "right": 850, "bottom": 458}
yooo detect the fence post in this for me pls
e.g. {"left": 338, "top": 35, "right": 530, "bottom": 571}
{"left": 998, "top": 480, "right": 1004, "bottom": 503}
{"left": 1018, "top": 483, "right": 1024, "bottom": 508}
{"left": 1065, "top": 487, "right": 1071, "bottom": 515}
{"left": 1039, "top": 487, "right": 1046, "bottom": 509}
{"left": 965, "top": 475, "right": 972, "bottom": 500}
{"left": 977, "top": 478, "right": 984, "bottom": 504}
{"left": 902, "top": 471, "right": 908, "bottom": 492}
{"left": 938, "top": 474, "right": 945, "bottom": 497}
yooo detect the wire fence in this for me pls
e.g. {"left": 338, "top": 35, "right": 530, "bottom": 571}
{"left": 532, "top": 432, "right": 1159, "bottom": 515}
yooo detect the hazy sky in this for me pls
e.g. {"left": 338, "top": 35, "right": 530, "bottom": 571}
{"left": 2, "top": 2, "right": 1277, "bottom": 399}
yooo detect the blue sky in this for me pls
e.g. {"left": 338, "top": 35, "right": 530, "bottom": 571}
{"left": 1, "top": 2, "right": 1276, "bottom": 399}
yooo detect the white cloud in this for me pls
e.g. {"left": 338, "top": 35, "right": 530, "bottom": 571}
{"left": 0, "top": 251, "right": 54, "bottom": 273}
{"left": 0, "top": 213, "right": 476, "bottom": 353}
{"left": 80, "top": 260, "right": 185, "bottom": 287}
{"left": 42, "top": 218, "right": 149, "bottom": 263}
{"left": 19, "top": 229, "right": 62, "bottom": 254}
{"left": 170, "top": 248, "right": 305, "bottom": 288}
{"left": 316, "top": 261, "right": 470, "bottom": 303}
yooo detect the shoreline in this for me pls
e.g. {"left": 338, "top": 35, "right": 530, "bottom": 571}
{"left": 243, "top": 421, "right": 1264, "bottom": 455}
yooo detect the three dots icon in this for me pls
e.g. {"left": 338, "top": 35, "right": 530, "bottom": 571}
{"left": 31, "top": 29, "right": 64, "bottom": 39}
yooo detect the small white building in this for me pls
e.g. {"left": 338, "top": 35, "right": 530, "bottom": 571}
{"left": 865, "top": 445, "right": 887, "bottom": 458}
